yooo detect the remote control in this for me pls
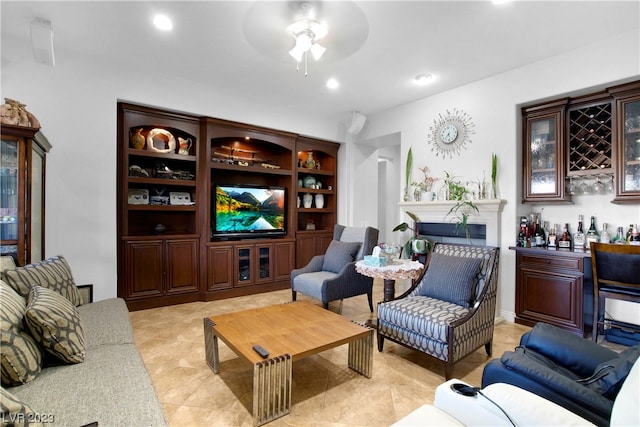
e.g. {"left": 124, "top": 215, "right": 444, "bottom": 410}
{"left": 252, "top": 344, "right": 269, "bottom": 358}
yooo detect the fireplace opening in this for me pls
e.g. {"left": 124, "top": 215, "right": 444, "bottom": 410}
{"left": 416, "top": 222, "right": 487, "bottom": 246}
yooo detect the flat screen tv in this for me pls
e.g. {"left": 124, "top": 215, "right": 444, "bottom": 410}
{"left": 212, "top": 184, "right": 286, "bottom": 239}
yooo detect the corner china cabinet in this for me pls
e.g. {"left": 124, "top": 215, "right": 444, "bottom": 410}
{"left": 117, "top": 102, "right": 339, "bottom": 310}
{"left": 0, "top": 125, "right": 51, "bottom": 266}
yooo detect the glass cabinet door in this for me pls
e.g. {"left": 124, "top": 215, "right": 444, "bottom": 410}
{"left": 615, "top": 96, "right": 640, "bottom": 201}
{"left": 522, "top": 104, "right": 568, "bottom": 202}
{"left": 0, "top": 139, "right": 20, "bottom": 261}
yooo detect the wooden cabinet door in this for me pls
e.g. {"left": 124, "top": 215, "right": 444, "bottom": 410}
{"left": 235, "top": 245, "right": 254, "bottom": 287}
{"left": 517, "top": 267, "right": 583, "bottom": 334}
{"left": 165, "top": 239, "right": 199, "bottom": 294}
{"left": 125, "top": 240, "right": 164, "bottom": 299}
{"left": 296, "top": 234, "right": 316, "bottom": 268}
{"left": 522, "top": 100, "right": 568, "bottom": 202}
{"left": 255, "top": 244, "right": 273, "bottom": 284}
{"left": 207, "top": 245, "right": 233, "bottom": 291}
{"left": 274, "top": 240, "right": 295, "bottom": 281}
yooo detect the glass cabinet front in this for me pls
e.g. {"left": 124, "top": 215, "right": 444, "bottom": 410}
{"left": 0, "top": 139, "right": 20, "bottom": 261}
{"left": 523, "top": 105, "right": 567, "bottom": 202}
{"left": 617, "top": 97, "right": 640, "bottom": 200}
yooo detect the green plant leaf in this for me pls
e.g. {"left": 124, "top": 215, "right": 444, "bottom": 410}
{"left": 406, "top": 211, "right": 420, "bottom": 223}
{"left": 405, "top": 147, "right": 413, "bottom": 187}
{"left": 393, "top": 222, "right": 410, "bottom": 232}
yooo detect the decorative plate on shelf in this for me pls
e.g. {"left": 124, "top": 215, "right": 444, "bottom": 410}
{"left": 146, "top": 128, "right": 176, "bottom": 153}
{"left": 428, "top": 108, "right": 475, "bottom": 159}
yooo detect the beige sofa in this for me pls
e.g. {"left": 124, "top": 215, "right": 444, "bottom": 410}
{"left": 1, "top": 256, "right": 167, "bottom": 426}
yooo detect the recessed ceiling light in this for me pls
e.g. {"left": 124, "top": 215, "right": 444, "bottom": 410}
{"left": 326, "top": 78, "right": 339, "bottom": 89}
{"left": 414, "top": 74, "right": 434, "bottom": 85}
{"left": 153, "top": 14, "right": 173, "bottom": 31}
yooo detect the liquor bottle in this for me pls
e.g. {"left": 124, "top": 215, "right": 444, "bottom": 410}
{"left": 543, "top": 221, "right": 550, "bottom": 245}
{"left": 573, "top": 215, "right": 585, "bottom": 250}
{"left": 547, "top": 224, "right": 558, "bottom": 249}
{"left": 534, "top": 218, "right": 545, "bottom": 247}
{"left": 600, "top": 223, "right": 611, "bottom": 244}
{"left": 585, "top": 216, "right": 600, "bottom": 249}
{"left": 517, "top": 223, "right": 527, "bottom": 247}
{"left": 613, "top": 226, "right": 627, "bottom": 245}
{"left": 631, "top": 224, "right": 640, "bottom": 246}
{"left": 626, "top": 224, "right": 634, "bottom": 244}
{"left": 558, "top": 223, "right": 572, "bottom": 249}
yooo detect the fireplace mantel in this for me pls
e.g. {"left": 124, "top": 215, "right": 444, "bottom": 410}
{"left": 399, "top": 199, "right": 506, "bottom": 247}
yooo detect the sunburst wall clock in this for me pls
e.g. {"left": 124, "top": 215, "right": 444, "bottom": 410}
{"left": 428, "top": 108, "right": 475, "bottom": 159}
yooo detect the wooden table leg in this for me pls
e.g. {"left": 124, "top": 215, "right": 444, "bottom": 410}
{"left": 383, "top": 279, "right": 396, "bottom": 302}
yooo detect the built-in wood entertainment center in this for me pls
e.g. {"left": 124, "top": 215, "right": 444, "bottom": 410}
{"left": 117, "top": 102, "right": 338, "bottom": 310}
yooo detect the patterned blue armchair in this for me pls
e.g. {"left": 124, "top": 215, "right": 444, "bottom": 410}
{"left": 377, "top": 243, "right": 500, "bottom": 379}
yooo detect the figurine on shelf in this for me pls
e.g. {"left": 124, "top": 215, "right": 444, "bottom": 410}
{"left": 316, "top": 159, "right": 321, "bottom": 170}
{"left": 0, "top": 98, "right": 40, "bottom": 128}
{"left": 304, "top": 152, "right": 316, "bottom": 169}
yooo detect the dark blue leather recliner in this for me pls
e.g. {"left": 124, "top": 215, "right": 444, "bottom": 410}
{"left": 482, "top": 322, "right": 640, "bottom": 427}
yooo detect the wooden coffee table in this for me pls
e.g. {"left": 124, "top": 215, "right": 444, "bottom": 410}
{"left": 203, "top": 301, "right": 373, "bottom": 426}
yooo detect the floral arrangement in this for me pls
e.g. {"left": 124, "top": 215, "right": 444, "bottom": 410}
{"left": 412, "top": 166, "right": 439, "bottom": 192}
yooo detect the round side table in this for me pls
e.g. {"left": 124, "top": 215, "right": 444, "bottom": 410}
{"left": 355, "top": 259, "right": 424, "bottom": 302}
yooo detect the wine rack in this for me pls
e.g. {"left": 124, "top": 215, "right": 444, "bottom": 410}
{"left": 567, "top": 102, "right": 612, "bottom": 175}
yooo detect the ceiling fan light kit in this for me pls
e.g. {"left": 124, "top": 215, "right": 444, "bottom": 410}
{"left": 287, "top": 2, "right": 328, "bottom": 76}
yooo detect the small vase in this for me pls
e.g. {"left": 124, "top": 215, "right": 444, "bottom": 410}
{"left": 314, "top": 194, "right": 324, "bottom": 209}
{"left": 422, "top": 191, "right": 434, "bottom": 202}
{"left": 403, "top": 187, "right": 409, "bottom": 202}
{"left": 296, "top": 196, "right": 301, "bottom": 208}
{"left": 303, "top": 193, "right": 313, "bottom": 208}
{"left": 130, "top": 128, "right": 145, "bottom": 149}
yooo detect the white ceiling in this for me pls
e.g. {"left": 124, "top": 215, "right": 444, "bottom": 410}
{"left": 2, "top": 1, "right": 639, "bottom": 122}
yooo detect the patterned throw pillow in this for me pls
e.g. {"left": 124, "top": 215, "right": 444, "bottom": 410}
{"left": 1, "top": 255, "right": 83, "bottom": 307}
{"left": 417, "top": 252, "right": 483, "bottom": 308}
{"left": 0, "top": 281, "right": 42, "bottom": 386}
{"left": 24, "top": 286, "right": 85, "bottom": 364}
{"left": 0, "top": 387, "right": 44, "bottom": 427}
{"left": 322, "top": 240, "right": 361, "bottom": 274}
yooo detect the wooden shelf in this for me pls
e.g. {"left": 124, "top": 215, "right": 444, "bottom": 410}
{"left": 127, "top": 204, "right": 196, "bottom": 211}
{"left": 128, "top": 177, "right": 196, "bottom": 187}
{"left": 210, "top": 161, "right": 292, "bottom": 175}
{"left": 128, "top": 148, "right": 196, "bottom": 162}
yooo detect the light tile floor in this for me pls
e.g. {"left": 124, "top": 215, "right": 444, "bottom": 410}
{"left": 130, "top": 280, "right": 532, "bottom": 427}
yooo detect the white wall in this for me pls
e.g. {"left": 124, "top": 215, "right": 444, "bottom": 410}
{"left": 1, "top": 36, "right": 342, "bottom": 301}
{"left": 357, "top": 29, "right": 640, "bottom": 322}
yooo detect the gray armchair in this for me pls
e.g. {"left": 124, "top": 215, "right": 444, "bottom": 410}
{"left": 291, "top": 224, "right": 379, "bottom": 311}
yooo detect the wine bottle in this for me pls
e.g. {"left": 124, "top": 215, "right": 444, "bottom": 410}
{"left": 631, "top": 224, "right": 640, "bottom": 246}
{"left": 558, "top": 223, "right": 572, "bottom": 249}
{"left": 613, "top": 226, "right": 627, "bottom": 245}
{"left": 547, "top": 224, "right": 558, "bottom": 249}
{"left": 600, "top": 223, "right": 611, "bottom": 244}
{"left": 585, "top": 216, "right": 600, "bottom": 249}
{"left": 534, "top": 218, "right": 545, "bottom": 247}
{"left": 573, "top": 215, "right": 585, "bottom": 251}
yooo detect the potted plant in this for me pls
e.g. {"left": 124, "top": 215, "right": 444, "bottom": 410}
{"left": 393, "top": 211, "right": 431, "bottom": 258}
{"left": 443, "top": 171, "right": 479, "bottom": 241}
{"left": 412, "top": 166, "right": 439, "bottom": 201}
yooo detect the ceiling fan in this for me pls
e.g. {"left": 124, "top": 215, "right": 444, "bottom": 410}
{"left": 242, "top": 1, "right": 369, "bottom": 76}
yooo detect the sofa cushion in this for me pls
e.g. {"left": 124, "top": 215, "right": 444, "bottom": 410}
{"left": 0, "top": 386, "right": 44, "bottom": 427}
{"left": 417, "top": 253, "right": 483, "bottom": 308}
{"left": 584, "top": 345, "right": 640, "bottom": 399}
{"left": 24, "top": 286, "right": 85, "bottom": 364}
{"left": 0, "top": 281, "right": 42, "bottom": 386}
{"left": 1, "top": 256, "right": 83, "bottom": 307}
{"left": 7, "top": 344, "right": 167, "bottom": 427}
{"left": 322, "top": 240, "right": 361, "bottom": 274}
{"left": 77, "top": 298, "right": 135, "bottom": 348}
{"left": 378, "top": 295, "right": 470, "bottom": 343}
